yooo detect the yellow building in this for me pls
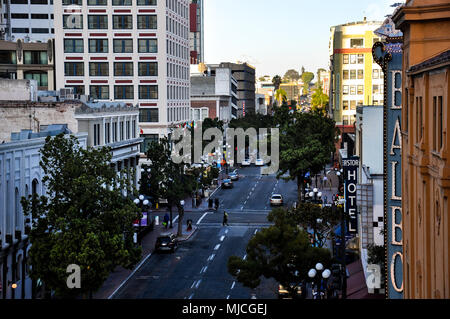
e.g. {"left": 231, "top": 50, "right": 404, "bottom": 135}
{"left": 329, "top": 19, "right": 384, "bottom": 126}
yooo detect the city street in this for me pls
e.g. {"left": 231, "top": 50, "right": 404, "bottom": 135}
{"left": 112, "top": 165, "right": 298, "bottom": 299}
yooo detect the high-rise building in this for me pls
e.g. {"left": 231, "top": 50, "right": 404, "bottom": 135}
{"left": 189, "top": 0, "right": 203, "bottom": 64}
{"left": 329, "top": 19, "right": 383, "bottom": 126}
{"left": 392, "top": 0, "right": 450, "bottom": 299}
{"left": 0, "top": 0, "right": 54, "bottom": 42}
{"left": 54, "top": 0, "right": 191, "bottom": 150}
{"left": 209, "top": 62, "right": 255, "bottom": 117}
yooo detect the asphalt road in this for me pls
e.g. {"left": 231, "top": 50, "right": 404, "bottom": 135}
{"left": 113, "top": 165, "right": 298, "bottom": 299}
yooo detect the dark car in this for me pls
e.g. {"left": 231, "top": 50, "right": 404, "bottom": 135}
{"left": 222, "top": 178, "right": 233, "bottom": 188}
{"left": 155, "top": 233, "right": 178, "bottom": 252}
{"left": 228, "top": 172, "right": 239, "bottom": 181}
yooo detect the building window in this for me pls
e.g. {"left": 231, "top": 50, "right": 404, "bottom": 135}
{"left": 112, "top": 122, "right": 117, "bottom": 142}
{"left": 343, "top": 100, "right": 349, "bottom": 110}
{"left": 90, "top": 85, "right": 109, "bottom": 99}
{"left": 343, "top": 70, "right": 349, "bottom": 80}
{"left": 89, "top": 62, "right": 109, "bottom": 76}
{"left": 113, "top": 39, "right": 133, "bottom": 53}
{"left": 0, "top": 51, "right": 17, "bottom": 64}
{"left": 350, "top": 54, "right": 357, "bottom": 64}
{"left": 88, "top": 0, "right": 107, "bottom": 4}
{"left": 350, "top": 100, "right": 356, "bottom": 110}
{"left": 140, "top": 134, "right": 159, "bottom": 153}
{"left": 113, "top": 15, "right": 132, "bottom": 29}
{"left": 138, "top": 39, "right": 157, "bottom": 53}
{"left": 63, "top": 14, "right": 83, "bottom": 29}
{"left": 120, "top": 121, "right": 124, "bottom": 140}
{"left": 105, "top": 122, "right": 111, "bottom": 144}
{"left": 24, "top": 51, "right": 47, "bottom": 64}
{"left": 89, "top": 39, "right": 108, "bottom": 53}
{"left": 357, "top": 85, "right": 364, "bottom": 95}
{"left": 373, "top": 69, "right": 379, "bottom": 79}
{"left": 350, "top": 70, "right": 356, "bottom": 80}
{"left": 350, "top": 86, "right": 356, "bottom": 95}
{"left": 63, "top": 0, "right": 83, "bottom": 5}
{"left": 24, "top": 71, "right": 48, "bottom": 87}
{"left": 357, "top": 54, "right": 364, "bottom": 64}
{"left": 343, "top": 85, "right": 349, "bottom": 95}
{"left": 114, "top": 85, "right": 134, "bottom": 99}
{"left": 357, "top": 69, "right": 364, "bottom": 80}
{"left": 137, "top": 0, "right": 157, "bottom": 4}
{"left": 138, "top": 62, "right": 158, "bottom": 76}
{"left": 438, "top": 96, "right": 443, "bottom": 150}
{"left": 373, "top": 84, "right": 382, "bottom": 95}
{"left": 138, "top": 85, "right": 158, "bottom": 99}
{"left": 132, "top": 120, "right": 136, "bottom": 138}
{"left": 114, "top": 62, "right": 133, "bottom": 76}
{"left": 137, "top": 15, "right": 157, "bottom": 29}
{"left": 343, "top": 115, "right": 349, "bottom": 125}
{"left": 64, "top": 62, "right": 84, "bottom": 76}
{"left": 64, "top": 39, "right": 84, "bottom": 53}
{"left": 93, "top": 123, "right": 101, "bottom": 146}
{"left": 113, "top": 0, "right": 132, "bottom": 5}
{"left": 66, "top": 85, "right": 85, "bottom": 95}
{"left": 350, "top": 38, "right": 364, "bottom": 48}
{"left": 88, "top": 15, "right": 108, "bottom": 29}
{"left": 139, "top": 108, "right": 159, "bottom": 122}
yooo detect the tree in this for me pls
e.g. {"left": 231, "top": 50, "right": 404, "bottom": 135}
{"left": 144, "top": 137, "right": 196, "bottom": 236}
{"left": 301, "top": 71, "right": 314, "bottom": 96}
{"left": 21, "top": 134, "right": 141, "bottom": 298}
{"left": 272, "top": 75, "right": 282, "bottom": 91}
{"left": 283, "top": 69, "right": 300, "bottom": 83}
{"left": 311, "top": 86, "right": 329, "bottom": 115}
{"left": 316, "top": 68, "right": 326, "bottom": 86}
{"left": 275, "top": 88, "right": 287, "bottom": 105}
{"left": 274, "top": 107, "right": 337, "bottom": 203}
{"left": 291, "top": 203, "right": 341, "bottom": 248}
{"left": 228, "top": 208, "right": 331, "bottom": 298}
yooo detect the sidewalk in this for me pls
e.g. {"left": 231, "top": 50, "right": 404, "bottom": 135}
{"left": 93, "top": 222, "right": 198, "bottom": 299}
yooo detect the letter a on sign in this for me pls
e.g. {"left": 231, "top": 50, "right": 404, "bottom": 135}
{"left": 67, "top": 264, "right": 81, "bottom": 289}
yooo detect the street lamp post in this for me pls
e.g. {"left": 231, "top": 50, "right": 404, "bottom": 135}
{"left": 308, "top": 263, "right": 331, "bottom": 299}
{"left": 133, "top": 195, "right": 149, "bottom": 245}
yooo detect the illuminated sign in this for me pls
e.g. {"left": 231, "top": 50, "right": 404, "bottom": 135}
{"left": 343, "top": 157, "right": 359, "bottom": 233}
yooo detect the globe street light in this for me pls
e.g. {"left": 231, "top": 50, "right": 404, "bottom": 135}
{"left": 309, "top": 263, "right": 331, "bottom": 299}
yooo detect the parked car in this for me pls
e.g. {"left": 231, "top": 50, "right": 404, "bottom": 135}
{"left": 228, "top": 171, "right": 239, "bottom": 181}
{"left": 278, "top": 283, "right": 303, "bottom": 299}
{"left": 155, "top": 233, "right": 178, "bottom": 252}
{"left": 270, "top": 194, "right": 283, "bottom": 206}
{"left": 222, "top": 178, "right": 233, "bottom": 188}
{"left": 241, "top": 158, "right": 251, "bottom": 166}
{"left": 255, "top": 158, "right": 264, "bottom": 166}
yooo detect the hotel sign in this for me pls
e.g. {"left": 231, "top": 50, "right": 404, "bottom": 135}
{"left": 343, "top": 157, "right": 359, "bottom": 233}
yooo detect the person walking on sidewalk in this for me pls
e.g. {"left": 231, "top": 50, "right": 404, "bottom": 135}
{"left": 222, "top": 211, "right": 229, "bottom": 226}
{"left": 163, "top": 213, "right": 169, "bottom": 229}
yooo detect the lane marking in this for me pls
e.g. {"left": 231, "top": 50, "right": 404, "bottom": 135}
{"left": 226, "top": 295, "right": 230, "bottom": 299}
{"left": 231, "top": 281, "right": 235, "bottom": 289}
{"left": 224, "top": 229, "right": 229, "bottom": 234}
{"left": 201, "top": 266, "right": 208, "bottom": 273}
{"left": 214, "top": 244, "right": 221, "bottom": 250}
{"left": 254, "top": 229, "right": 259, "bottom": 235}
{"left": 189, "top": 293, "right": 194, "bottom": 299}
{"left": 243, "top": 254, "right": 247, "bottom": 260}
{"left": 191, "top": 280, "right": 197, "bottom": 288}
{"left": 107, "top": 252, "right": 153, "bottom": 299}
{"left": 195, "top": 279, "right": 202, "bottom": 289}
{"left": 196, "top": 212, "right": 208, "bottom": 225}
{"left": 200, "top": 267, "right": 206, "bottom": 274}
{"left": 208, "top": 254, "right": 215, "bottom": 261}
{"left": 173, "top": 215, "right": 179, "bottom": 223}
{"left": 220, "top": 235, "right": 225, "bottom": 242}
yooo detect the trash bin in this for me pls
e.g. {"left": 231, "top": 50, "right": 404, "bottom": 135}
{"left": 208, "top": 198, "right": 213, "bottom": 208}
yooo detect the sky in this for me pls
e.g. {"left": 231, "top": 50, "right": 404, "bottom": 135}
{"left": 204, "top": 0, "right": 403, "bottom": 79}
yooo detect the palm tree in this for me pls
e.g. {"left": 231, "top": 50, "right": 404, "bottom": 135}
{"left": 311, "top": 87, "right": 329, "bottom": 115}
{"left": 272, "top": 75, "right": 282, "bottom": 91}
{"left": 275, "top": 89, "right": 288, "bottom": 106}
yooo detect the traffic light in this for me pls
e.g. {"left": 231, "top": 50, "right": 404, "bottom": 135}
{"left": 331, "top": 264, "right": 342, "bottom": 290}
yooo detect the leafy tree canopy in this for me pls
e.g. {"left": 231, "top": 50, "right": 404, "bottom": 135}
{"left": 21, "top": 134, "right": 141, "bottom": 298}
{"left": 283, "top": 69, "right": 301, "bottom": 82}
{"left": 228, "top": 208, "right": 331, "bottom": 298}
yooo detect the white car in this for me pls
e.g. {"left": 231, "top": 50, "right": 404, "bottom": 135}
{"left": 270, "top": 194, "right": 283, "bottom": 206}
{"left": 241, "top": 159, "right": 251, "bottom": 166}
{"left": 255, "top": 158, "right": 264, "bottom": 166}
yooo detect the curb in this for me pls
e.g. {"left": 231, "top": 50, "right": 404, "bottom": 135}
{"left": 177, "top": 225, "right": 198, "bottom": 242}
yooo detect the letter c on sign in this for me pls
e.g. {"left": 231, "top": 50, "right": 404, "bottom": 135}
{"left": 390, "top": 252, "right": 403, "bottom": 292}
